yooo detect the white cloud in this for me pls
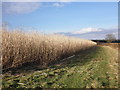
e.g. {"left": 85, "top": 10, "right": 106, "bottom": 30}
{"left": 53, "top": 3, "right": 64, "bottom": 7}
{"left": 3, "top": 2, "right": 66, "bottom": 14}
{"left": 2, "top": 0, "right": 119, "bottom": 2}
{"left": 59, "top": 0, "right": 76, "bottom": 2}
{"left": 72, "top": 27, "right": 102, "bottom": 34}
{"left": 3, "top": 0, "right": 41, "bottom": 2}
{"left": 3, "top": 2, "right": 40, "bottom": 14}
{"left": 57, "top": 26, "right": 118, "bottom": 39}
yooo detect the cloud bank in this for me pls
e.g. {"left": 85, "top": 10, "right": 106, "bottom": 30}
{"left": 57, "top": 27, "right": 118, "bottom": 40}
{"left": 72, "top": 27, "right": 102, "bottom": 34}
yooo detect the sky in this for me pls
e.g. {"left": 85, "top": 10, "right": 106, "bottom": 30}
{"left": 2, "top": 2, "right": 118, "bottom": 39}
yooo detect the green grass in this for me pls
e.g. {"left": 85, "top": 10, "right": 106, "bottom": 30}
{"left": 2, "top": 46, "right": 118, "bottom": 88}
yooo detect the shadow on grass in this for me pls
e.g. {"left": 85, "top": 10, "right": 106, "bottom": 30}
{"left": 51, "top": 46, "right": 101, "bottom": 68}
{"left": 3, "top": 46, "right": 101, "bottom": 75}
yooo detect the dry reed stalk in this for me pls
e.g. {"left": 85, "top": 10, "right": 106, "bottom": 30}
{"left": 2, "top": 30, "right": 96, "bottom": 69}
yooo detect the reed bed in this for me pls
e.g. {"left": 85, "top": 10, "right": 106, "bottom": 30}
{"left": 1, "top": 30, "right": 96, "bottom": 69}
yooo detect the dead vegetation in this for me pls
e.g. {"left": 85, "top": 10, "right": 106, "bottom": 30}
{"left": 2, "top": 29, "right": 96, "bottom": 70}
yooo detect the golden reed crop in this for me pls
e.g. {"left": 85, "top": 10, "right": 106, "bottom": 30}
{"left": 1, "top": 29, "right": 96, "bottom": 69}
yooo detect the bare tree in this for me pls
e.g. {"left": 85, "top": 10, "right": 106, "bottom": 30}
{"left": 105, "top": 34, "right": 116, "bottom": 43}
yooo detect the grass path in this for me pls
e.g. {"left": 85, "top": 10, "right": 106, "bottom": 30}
{"left": 2, "top": 46, "right": 118, "bottom": 88}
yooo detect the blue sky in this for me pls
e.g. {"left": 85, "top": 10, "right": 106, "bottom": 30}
{"left": 2, "top": 2, "right": 118, "bottom": 39}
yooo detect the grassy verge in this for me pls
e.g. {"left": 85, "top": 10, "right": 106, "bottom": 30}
{"left": 2, "top": 46, "right": 118, "bottom": 88}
